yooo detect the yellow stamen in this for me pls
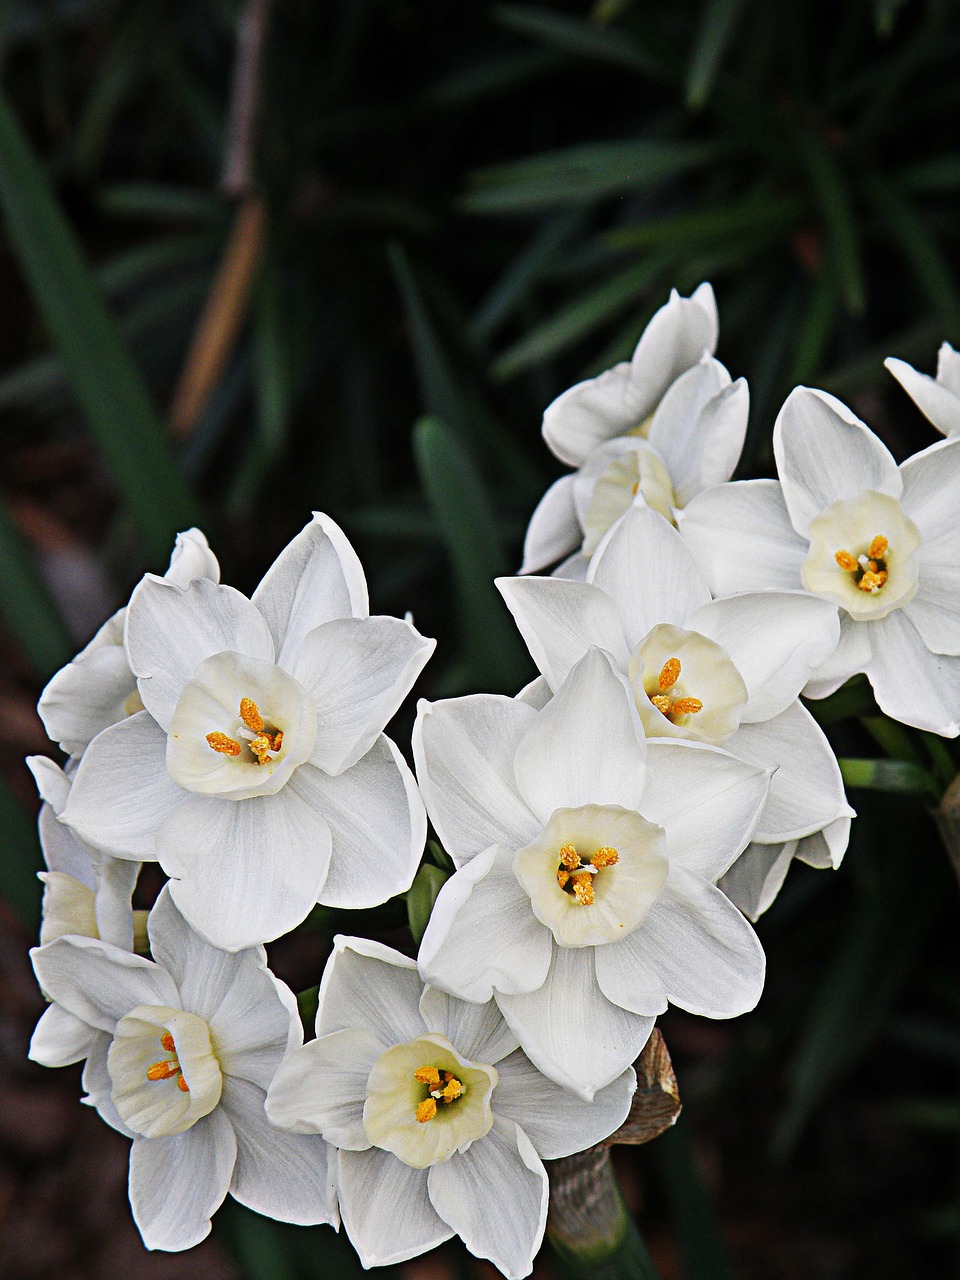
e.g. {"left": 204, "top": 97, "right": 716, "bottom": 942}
{"left": 206, "top": 732, "right": 242, "bottom": 757}
{"left": 834, "top": 549, "right": 858, "bottom": 572}
{"left": 414, "top": 1066, "right": 441, "bottom": 1086}
{"left": 572, "top": 872, "right": 595, "bottom": 906}
{"left": 857, "top": 570, "right": 886, "bottom": 592}
{"left": 869, "top": 535, "right": 888, "bottom": 560}
{"left": 146, "top": 1060, "right": 181, "bottom": 1081}
{"left": 558, "top": 844, "right": 581, "bottom": 870}
{"left": 177, "top": 1075, "right": 190, "bottom": 1093}
{"left": 658, "top": 657, "right": 681, "bottom": 691}
{"left": 239, "top": 697, "right": 265, "bottom": 733}
{"left": 416, "top": 1098, "right": 437, "bottom": 1124}
{"left": 557, "top": 868, "right": 571, "bottom": 890}
{"left": 671, "top": 697, "right": 703, "bottom": 716}
{"left": 591, "top": 846, "right": 619, "bottom": 869}
{"left": 440, "top": 1077, "right": 462, "bottom": 1102}
{"left": 249, "top": 733, "right": 275, "bottom": 765}
{"left": 650, "top": 694, "right": 672, "bottom": 715}
{"left": 160, "top": 1032, "right": 176, "bottom": 1053}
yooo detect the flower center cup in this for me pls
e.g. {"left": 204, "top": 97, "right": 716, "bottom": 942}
{"left": 628, "top": 624, "right": 748, "bottom": 746}
{"left": 166, "top": 650, "right": 317, "bottom": 800}
{"left": 801, "top": 490, "right": 922, "bottom": 620}
{"left": 362, "top": 1034, "right": 497, "bottom": 1169}
{"left": 582, "top": 445, "right": 676, "bottom": 555}
{"left": 108, "top": 1004, "right": 222, "bottom": 1137}
{"left": 514, "top": 805, "right": 668, "bottom": 948}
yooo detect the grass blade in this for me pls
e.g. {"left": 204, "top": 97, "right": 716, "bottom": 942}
{"left": 0, "top": 497, "right": 73, "bottom": 678}
{"left": 796, "top": 129, "right": 865, "bottom": 315}
{"left": 494, "top": 5, "right": 669, "bottom": 81}
{"left": 686, "top": 0, "right": 751, "bottom": 109}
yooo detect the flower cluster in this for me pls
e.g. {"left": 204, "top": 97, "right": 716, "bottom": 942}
{"left": 25, "top": 288, "right": 960, "bottom": 1275}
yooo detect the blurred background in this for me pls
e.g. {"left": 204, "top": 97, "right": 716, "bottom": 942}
{"left": 1, "top": 0, "right": 959, "bottom": 1277}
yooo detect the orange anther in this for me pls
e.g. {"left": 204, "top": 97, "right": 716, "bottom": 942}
{"left": 857, "top": 571, "right": 885, "bottom": 592}
{"left": 571, "top": 873, "right": 595, "bottom": 906}
{"left": 671, "top": 698, "right": 703, "bottom": 716}
{"left": 416, "top": 1098, "right": 437, "bottom": 1124}
{"left": 834, "top": 550, "right": 858, "bottom": 572}
{"left": 558, "top": 844, "right": 581, "bottom": 870}
{"left": 206, "top": 732, "right": 242, "bottom": 757}
{"left": 869, "top": 535, "right": 888, "bottom": 560}
{"left": 658, "top": 657, "right": 681, "bottom": 690}
{"left": 591, "top": 847, "right": 619, "bottom": 869}
{"left": 557, "top": 868, "right": 571, "bottom": 890}
{"left": 441, "top": 1078, "right": 462, "bottom": 1102}
{"left": 414, "top": 1066, "right": 441, "bottom": 1086}
{"left": 239, "top": 698, "right": 264, "bottom": 733}
{"left": 650, "top": 694, "right": 672, "bottom": 716}
{"left": 160, "top": 1032, "right": 176, "bottom": 1053}
{"left": 177, "top": 1075, "right": 190, "bottom": 1093}
{"left": 147, "top": 1060, "right": 181, "bottom": 1081}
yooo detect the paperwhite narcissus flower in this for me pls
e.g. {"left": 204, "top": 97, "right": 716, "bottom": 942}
{"left": 680, "top": 387, "right": 960, "bottom": 736}
{"left": 29, "top": 887, "right": 336, "bottom": 1251}
{"left": 38, "top": 528, "right": 220, "bottom": 758}
{"left": 59, "top": 514, "right": 434, "bottom": 950}
{"left": 522, "top": 284, "right": 749, "bottom": 577}
{"left": 265, "top": 937, "right": 636, "bottom": 1279}
{"left": 886, "top": 342, "right": 960, "bottom": 437}
{"left": 414, "top": 648, "right": 770, "bottom": 1099}
{"left": 498, "top": 502, "right": 853, "bottom": 920}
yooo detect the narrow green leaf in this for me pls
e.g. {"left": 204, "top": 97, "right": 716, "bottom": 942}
{"left": 98, "top": 181, "right": 222, "bottom": 223}
{"left": 471, "top": 211, "right": 583, "bottom": 341}
{"left": 413, "top": 417, "right": 531, "bottom": 693}
{"left": 786, "top": 266, "right": 840, "bottom": 387}
{"left": 0, "top": 92, "right": 202, "bottom": 562}
{"left": 494, "top": 5, "right": 668, "bottom": 81}
{"left": 796, "top": 130, "right": 865, "bottom": 315}
{"left": 656, "top": 1121, "right": 736, "bottom": 1280}
{"left": 804, "top": 678, "right": 876, "bottom": 725}
{"left": 406, "top": 864, "right": 450, "bottom": 944}
{"left": 839, "top": 757, "right": 940, "bottom": 803}
{"left": 296, "top": 985, "right": 319, "bottom": 1031}
{"left": 607, "top": 190, "right": 801, "bottom": 250}
{"left": 0, "top": 773, "right": 41, "bottom": 928}
{"left": 0, "top": 497, "right": 73, "bottom": 678}
{"left": 686, "top": 0, "right": 751, "bottom": 109}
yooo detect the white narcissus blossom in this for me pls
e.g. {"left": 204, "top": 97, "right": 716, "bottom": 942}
{"left": 681, "top": 387, "right": 960, "bottom": 737}
{"left": 29, "top": 887, "right": 336, "bottom": 1251}
{"left": 497, "top": 502, "right": 853, "bottom": 920}
{"left": 38, "top": 528, "right": 220, "bottom": 758}
{"left": 414, "top": 648, "right": 771, "bottom": 1099}
{"left": 522, "top": 284, "right": 749, "bottom": 578}
{"left": 59, "top": 514, "right": 435, "bottom": 951}
{"left": 265, "top": 937, "right": 636, "bottom": 1279}
{"left": 886, "top": 342, "right": 960, "bottom": 437}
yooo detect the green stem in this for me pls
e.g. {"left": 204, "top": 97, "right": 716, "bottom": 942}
{"left": 861, "top": 715, "right": 924, "bottom": 765}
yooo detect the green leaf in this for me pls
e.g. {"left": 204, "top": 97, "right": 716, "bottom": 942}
{"left": 838, "top": 757, "right": 941, "bottom": 803}
{"left": 296, "top": 985, "right": 319, "bottom": 1031}
{"left": 0, "top": 773, "right": 41, "bottom": 928}
{"left": 796, "top": 130, "right": 866, "bottom": 315}
{"left": 686, "top": 0, "right": 751, "bottom": 109}
{"left": 494, "top": 5, "right": 669, "bottom": 81}
{"left": 0, "top": 497, "right": 73, "bottom": 679}
{"left": 406, "top": 864, "right": 450, "bottom": 944}
{"left": 413, "top": 416, "right": 531, "bottom": 693}
{"left": 804, "top": 678, "right": 876, "bottom": 726}
{"left": 607, "top": 190, "right": 801, "bottom": 250}
{"left": 656, "top": 1120, "right": 736, "bottom": 1280}
{"left": 0, "top": 91, "right": 203, "bottom": 562}
{"left": 471, "top": 211, "right": 583, "bottom": 340}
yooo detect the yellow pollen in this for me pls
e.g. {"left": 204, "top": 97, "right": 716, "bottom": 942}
{"left": 557, "top": 868, "right": 571, "bottom": 889}
{"left": 249, "top": 733, "right": 275, "bottom": 766}
{"left": 834, "top": 549, "right": 858, "bottom": 572}
{"left": 416, "top": 1098, "right": 437, "bottom": 1124}
{"left": 177, "top": 1075, "right": 190, "bottom": 1093}
{"left": 658, "top": 657, "right": 681, "bottom": 691}
{"left": 857, "top": 570, "right": 887, "bottom": 592}
{"left": 558, "top": 844, "right": 581, "bottom": 870}
{"left": 146, "top": 1060, "right": 181, "bottom": 1081}
{"left": 414, "top": 1066, "right": 441, "bottom": 1086}
{"left": 650, "top": 694, "right": 672, "bottom": 715}
{"left": 239, "top": 697, "right": 265, "bottom": 733}
{"left": 206, "top": 732, "right": 242, "bottom": 757}
{"left": 591, "top": 846, "right": 619, "bottom": 869}
{"left": 671, "top": 697, "right": 703, "bottom": 716}
{"left": 631, "top": 481, "right": 640, "bottom": 496}
{"left": 440, "top": 1077, "right": 462, "bottom": 1102}
{"left": 869, "top": 535, "right": 888, "bottom": 560}
{"left": 572, "top": 872, "right": 595, "bottom": 906}
{"left": 160, "top": 1032, "right": 176, "bottom": 1053}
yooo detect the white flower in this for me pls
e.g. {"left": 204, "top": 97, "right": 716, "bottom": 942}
{"left": 29, "top": 887, "right": 336, "bottom": 1251}
{"left": 498, "top": 502, "right": 853, "bottom": 920}
{"left": 680, "top": 387, "right": 960, "bottom": 736}
{"left": 59, "top": 513, "right": 435, "bottom": 950}
{"left": 522, "top": 284, "right": 749, "bottom": 577}
{"left": 265, "top": 937, "right": 635, "bottom": 1279}
{"left": 38, "top": 528, "right": 220, "bottom": 758}
{"left": 886, "top": 342, "right": 960, "bottom": 437}
{"left": 413, "top": 648, "right": 770, "bottom": 1099}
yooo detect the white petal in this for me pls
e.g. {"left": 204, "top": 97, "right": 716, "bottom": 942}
{"left": 222, "top": 1077, "right": 337, "bottom": 1225}
{"left": 689, "top": 592, "right": 841, "bottom": 722}
{"left": 773, "top": 387, "right": 901, "bottom": 535}
{"left": 413, "top": 695, "right": 540, "bottom": 864}
{"left": 291, "top": 741, "right": 425, "bottom": 910}
{"left": 495, "top": 1050, "right": 635, "bottom": 1158}
{"left": 521, "top": 475, "right": 582, "bottom": 573}
{"left": 678, "top": 480, "right": 808, "bottom": 594}
{"left": 629, "top": 284, "right": 718, "bottom": 422}
{"left": 265, "top": 1029, "right": 381, "bottom": 1146}
{"left": 592, "top": 932, "right": 668, "bottom": 1016}
{"left": 724, "top": 703, "right": 853, "bottom": 842}
{"left": 418, "top": 987, "right": 520, "bottom": 1066}
{"left": 885, "top": 355, "right": 960, "bottom": 436}
{"left": 900, "top": 437, "right": 960, "bottom": 654}
{"left": 628, "top": 867, "right": 765, "bottom": 1017}
{"left": 647, "top": 358, "right": 745, "bottom": 504}
{"left": 543, "top": 363, "right": 644, "bottom": 467}
{"left": 338, "top": 1148, "right": 452, "bottom": 1267}
{"left": 158, "top": 790, "right": 332, "bottom": 950}
{"left": 552, "top": 550, "right": 590, "bottom": 581}
{"left": 802, "top": 613, "right": 872, "bottom": 698}
{"left": 589, "top": 502, "right": 711, "bottom": 646}
{"left": 82, "top": 1032, "right": 134, "bottom": 1135}
{"left": 316, "top": 936, "right": 425, "bottom": 1045}
{"left": 38, "top": 618, "right": 135, "bottom": 756}
{"left": 718, "top": 841, "right": 798, "bottom": 920}
{"left": 60, "top": 712, "right": 185, "bottom": 860}
{"left": 94, "top": 856, "right": 140, "bottom": 950}
{"left": 640, "top": 741, "right": 771, "bottom": 880}
{"left": 125, "top": 577, "right": 275, "bottom": 730}
{"left": 495, "top": 945, "right": 654, "bottom": 1100}
{"left": 148, "top": 887, "right": 299, "bottom": 1088}
{"left": 29, "top": 1002, "right": 100, "bottom": 1067}
{"left": 513, "top": 649, "right": 646, "bottom": 821}
{"left": 864, "top": 610, "right": 960, "bottom": 736}
{"left": 252, "top": 513, "right": 370, "bottom": 667}
{"left": 938, "top": 341, "right": 960, "bottom": 395}
{"left": 129, "top": 1109, "right": 237, "bottom": 1251}
{"left": 427, "top": 1118, "right": 547, "bottom": 1280}
{"left": 418, "top": 846, "right": 552, "bottom": 1003}
{"left": 497, "top": 575, "right": 628, "bottom": 692}
{"left": 295, "top": 616, "right": 435, "bottom": 775}
{"left": 164, "top": 527, "right": 220, "bottom": 587}
{"left": 31, "top": 935, "right": 179, "bottom": 1033}
{"left": 795, "top": 816, "right": 851, "bottom": 868}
